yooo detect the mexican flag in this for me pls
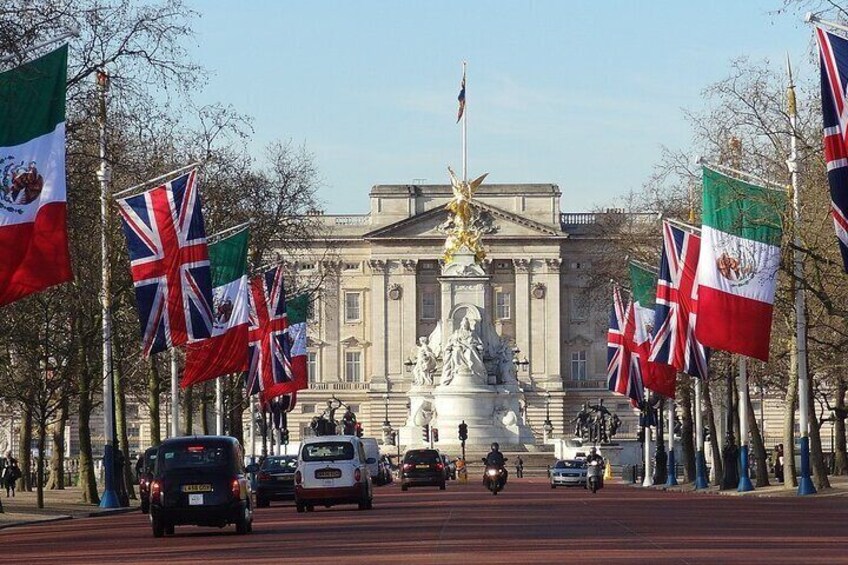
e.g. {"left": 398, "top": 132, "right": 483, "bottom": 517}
{"left": 183, "top": 229, "right": 250, "bottom": 387}
{"left": 0, "top": 46, "right": 72, "bottom": 306}
{"left": 630, "top": 262, "right": 676, "bottom": 398}
{"left": 695, "top": 166, "right": 786, "bottom": 361}
{"left": 285, "top": 293, "right": 309, "bottom": 392}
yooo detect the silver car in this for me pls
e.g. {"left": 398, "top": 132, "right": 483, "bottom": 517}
{"left": 550, "top": 459, "right": 587, "bottom": 488}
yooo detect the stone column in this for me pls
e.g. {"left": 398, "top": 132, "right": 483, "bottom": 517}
{"left": 399, "top": 260, "right": 418, "bottom": 387}
{"left": 369, "top": 259, "right": 388, "bottom": 389}
{"left": 513, "top": 259, "right": 531, "bottom": 372}
{"left": 543, "top": 258, "right": 562, "bottom": 391}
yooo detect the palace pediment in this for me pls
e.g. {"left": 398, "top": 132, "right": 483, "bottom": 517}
{"left": 363, "top": 201, "right": 566, "bottom": 240}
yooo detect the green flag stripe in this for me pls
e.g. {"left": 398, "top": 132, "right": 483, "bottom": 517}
{"left": 287, "top": 294, "right": 310, "bottom": 324}
{"left": 209, "top": 229, "right": 248, "bottom": 286}
{"left": 701, "top": 167, "right": 786, "bottom": 246}
{"left": 0, "top": 45, "right": 67, "bottom": 147}
{"left": 629, "top": 262, "right": 657, "bottom": 308}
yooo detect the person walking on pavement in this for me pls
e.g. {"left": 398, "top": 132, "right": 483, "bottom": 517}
{"left": 516, "top": 456, "right": 524, "bottom": 479}
{"left": 3, "top": 458, "right": 21, "bottom": 497}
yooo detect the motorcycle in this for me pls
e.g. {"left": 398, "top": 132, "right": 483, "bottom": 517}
{"left": 586, "top": 459, "right": 603, "bottom": 494}
{"left": 482, "top": 457, "right": 508, "bottom": 495}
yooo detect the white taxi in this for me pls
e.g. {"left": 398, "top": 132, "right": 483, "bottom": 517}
{"left": 295, "top": 435, "right": 374, "bottom": 512}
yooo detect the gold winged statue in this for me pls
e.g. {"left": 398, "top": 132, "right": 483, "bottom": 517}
{"left": 444, "top": 167, "right": 488, "bottom": 263}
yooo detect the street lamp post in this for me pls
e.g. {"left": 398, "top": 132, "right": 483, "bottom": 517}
{"left": 382, "top": 393, "right": 394, "bottom": 447}
{"left": 543, "top": 391, "right": 553, "bottom": 442}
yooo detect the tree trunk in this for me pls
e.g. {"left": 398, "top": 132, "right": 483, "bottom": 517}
{"left": 182, "top": 385, "right": 193, "bottom": 435}
{"left": 78, "top": 340, "right": 100, "bottom": 505}
{"left": 228, "top": 377, "right": 244, "bottom": 445}
{"left": 679, "top": 379, "right": 696, "bottom": 482}
{"left": 148, "top": 358, "right": 161, "bottom": 446}
{"left": 783, "top": 336, "right": 799, "bottom": 488}
{"left": 834, "top": 377, "right": 847, "bottom": 475}
{"left": 746, "top": 390, "right": 770, "bottom": 487}
{"left": 47, "top": 397, "right": 68, "bottom": 489}
{"left": 113, "top": 358, "right": 136, "bottom": 500}
{"left": 200, "top": 382, "right": 210, "bottom": 435}
{"left": 807, "top": 377, "right": 831, "bottom": 490}
{"left": 703, "top": 378, "right": 723, "bottom": 485}
{"left": 18, "top": 406, "right": 32, "bottom": 492}
{"left": 36, "top": 417, "right": 46, "bottom": 509}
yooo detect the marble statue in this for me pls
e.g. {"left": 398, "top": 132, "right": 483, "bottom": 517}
{"left": 440, "top": 316, "right": 486, "bottom": 386}
{"left": 412, "top": 336, "right": 437, "bottom": 386}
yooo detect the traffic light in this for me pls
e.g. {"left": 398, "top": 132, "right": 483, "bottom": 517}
{"left": 432, "top": 428, "right": 439, "bottom": 442}
{"left": 281, "top": 429, "right": 290, "bottom": 445}
{"left": 355, "top": 422, "right": 363, "bottom": 438}
{"left": 422, "top": 424, "right": 430, "bottom": 443}
{"left": 458, "top": 421, "right": 468, "bottom": 442}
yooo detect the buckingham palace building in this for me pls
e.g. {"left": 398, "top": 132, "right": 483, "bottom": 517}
{"left": 280, "top": 180, "right": 646, "bottom": 449}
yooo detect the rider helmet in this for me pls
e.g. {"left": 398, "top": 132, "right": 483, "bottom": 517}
{"left": 491, "top": 442, "right": 500, "bottom": 452}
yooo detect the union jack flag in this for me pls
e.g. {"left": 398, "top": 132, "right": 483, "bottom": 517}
{"left": 816, "top": 27, "right": 848, "bottom": 272}
{"left": 607, "top": 285, "right": 644, "bottom": 405}
{"left": 243, "top": 266, "right": 305, "bottom": 407}
{"left": 650, "top": 221, "right": 709, "bottom": 378}
{"left": 117, "top": 170, "right": 214, "bottom": 356}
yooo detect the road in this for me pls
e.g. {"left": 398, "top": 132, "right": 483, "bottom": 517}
{"left": 5, "top": 479, "right": 848, "bottom": 564}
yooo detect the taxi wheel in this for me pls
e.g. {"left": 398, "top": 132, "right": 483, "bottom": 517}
{"left": 306, "top": 505, "right": 315, "bottom": 512}
{"left": 401, "top": 484, "right": 408, "bottom": 492}
{"left": 165, "top": 523, "right": 174, "bottom": 536}
{"left": 551, "top": 484, "right": 556, "bottom": 489}
{"left": 151, "top": 517, "right": 165, "bottom": 538}
{"left": 439, "top": 483, "right": 446, "bottom": 491}
{"left": 296, "top": 502, "right": 305, "bottom": 513}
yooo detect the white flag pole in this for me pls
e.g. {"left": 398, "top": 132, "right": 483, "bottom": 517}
{"left": 642, "top": 388, "right": 653, "bottom": 487}
{"left": 786, "top": 54, "right": 816, "bottom": 495}
{"left": 0, "top": 28, "right": 79, "bottom": 65}
{"left": 694, "top": 376, "right": 709, "bottom": 488}
{"left": 96, "top": 69, "right": 119, "bottom": 509}
{"left": 215, "top": 378, "right": 224, "bottom": 435}
{"left": 461, "top": 61, "right": 467, "bottom": 183}
{"left": 806, "top": 12, "right": 848, "bottom": 34}
{"left": 171, "top": 350, "right": 180, "bottom": 437}
{"left": 737, "top": 357, "right": 754, "bottom": 491}
{"left": 666, "top": 398, "right": 677, "bottom": 486}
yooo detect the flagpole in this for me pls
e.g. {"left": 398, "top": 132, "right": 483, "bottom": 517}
{"left": 462, "top": 61, "right": 467, "bottom": 183}
{"left": 249, "top": 398, "right": 256, "bottom": 462}
{"left": 694, "top": 376, "right": 709, "bottom": 488}
{"left": 0, "top": 28, "right": 79, "bottom": 65}
{"left": 113, "top": 162, "right": 201, "bottom": 199}
{"left": 96, "top": 69, "right": 119, "bottom": 509}
{"left": 642, "top": 389, "right": 653, "bottom": 487}
{"left": 786, "top": 55, "right": 816, "bottom": 495}
{"left": 665, "top": 398, "right": 678, "bottom": 486}
{"left": 806, "top": 12, "right": 848, "bottom": 34}
{"left": 698, "top": 159, "right": 785, "bottom": 192}
{"left": 737, "top": 357, "right": 754, "bottom": 491}
{"left": 171, "top": 350, "right": 180, "bottom": 437}
{"left": 215, "top": 378, "right": 224, "bottom": 435}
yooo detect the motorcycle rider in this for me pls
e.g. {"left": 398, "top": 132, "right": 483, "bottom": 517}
{"left": 586, "top": 446, "right": 604, "bottom": 489}
{"left": 485, "top": 442, "right": 508, "bottom": 484}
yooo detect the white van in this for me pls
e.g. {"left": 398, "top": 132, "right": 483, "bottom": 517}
{"left": 295, "top": 435, "right": 374, "bottom": 512}
{"left": 360, "top": 438, "right": 381, "bottom": 482}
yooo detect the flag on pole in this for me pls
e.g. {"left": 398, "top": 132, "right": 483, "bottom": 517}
{"left": 0, "top": 46, "right": 72, "bottom": 306}
{"left": 607, "top": 285, "right": 644, "bottom": 405}
{"left": 182, "top": 228, "right": 250, "bottom": 387}
{"left": 244, "top": 267, "right": 308, "bottom": 406}
{"left": 117, "top": 169, "right": 215, "bottom": 355}
{"left": 456, "top": 67, "right": 466, "bottom": 123}
{"left": 695, "top": 166, "right": 786, "bottom": 361}
{"left": 629, "top": 262, "right": 677, "bottom": 398}
{"left": 814, "top": 27, "right": 848, "bottom": 272}
{"left": 650, "top": 221, "right": 710, "bottom": 378}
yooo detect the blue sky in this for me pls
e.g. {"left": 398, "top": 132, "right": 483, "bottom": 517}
{"left": 185, "top": 0, "right": 814, "bottom": 214}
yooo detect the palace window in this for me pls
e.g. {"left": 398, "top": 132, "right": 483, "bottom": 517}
{"left": 571, "top": 350, "right": 587, "bottom": 381}
{"left": 302, "top": 403, "right": 315, "bottom": 414}
{"left": 569, "top": 292, "right": 588, "bottom": 322}
{"left": 307, "top": 351, "right": 317, "bottom": 383}
{"left": 344, "top": 262, "right": 360, "bottom": 271}
{"left": 421, "top": 291, "right": 436, "bottom": 320}
{"left": 344, "top": 292, "right": 361, "bottom": 322}
{"left": 496, "top": 291, "right": 511, "bottom": 320}
{"left": 345, "top": 351, "right": 361, "bottom": 383}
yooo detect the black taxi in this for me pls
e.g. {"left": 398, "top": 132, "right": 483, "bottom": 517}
{"left": 149, "top": 436, "right": 257, "bottom": 537}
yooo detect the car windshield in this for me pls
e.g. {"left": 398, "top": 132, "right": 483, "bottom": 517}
{"left": 554, "top": 460, "right": 585, "bottom": 469}
{"left": 261, "top": 457, "right": 297, "bottom": 471}
{"left": 158, "top": 444, "right": 231, "bottom": 473}
{"left": 301, "top": 442, "right": 355, "bottom": 462}
{"left": 404, "top": 450, "right": 439, "bottom": 464}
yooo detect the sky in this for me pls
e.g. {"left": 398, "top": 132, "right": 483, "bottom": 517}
{"left": 184, "top": 0, "right": 816, "bottom": 214}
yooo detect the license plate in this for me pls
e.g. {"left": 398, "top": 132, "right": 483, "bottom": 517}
{"left": 188, "top": 493, "right": 204, "bottom": 506}
{"left": 416, "top": 464, "right": 430, "bottom": 469}
{"left": 181, "top": 484, "right": 212, "bottom": 493}
{"left": 315, "top": 468, "right": 342, "bottom": 479}
{"left": 277, "top": 476, "right": 290, "bottom": 482}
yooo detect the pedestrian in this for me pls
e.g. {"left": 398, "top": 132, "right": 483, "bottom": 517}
{"left": 3, "top": 458, "right": 21, "bottom": 497}
{"left": 516, "top": 456, "right": 524, "bottom": 479}
{"left": 773, "top": 444, "right": 784, "bottom": 484}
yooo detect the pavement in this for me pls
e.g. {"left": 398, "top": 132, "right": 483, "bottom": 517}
{"left": 5, "top": 478, "right": 848, "bottom": 564}
{"left": 0, "top": 486, "right": 138, "bottom": 529}
{"left": 643, "top": 474, "right": 848, "bottom": 498}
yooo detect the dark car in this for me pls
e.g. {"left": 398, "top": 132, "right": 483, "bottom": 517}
{"left": 255, "top": 455, "right": 297, "bottom": 507}
{"left": 400, "top": 449, "right": 446, "bottom": 491}
{"left": 137, "top": 446, "right": 158, "bottom": 514}
{"left": 148, "top": 436, "right": 257, "bottom": 537}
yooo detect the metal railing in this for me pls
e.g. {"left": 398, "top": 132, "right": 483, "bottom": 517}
{"left": 310, "top": 382, "right": 371, "bottom": 391}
